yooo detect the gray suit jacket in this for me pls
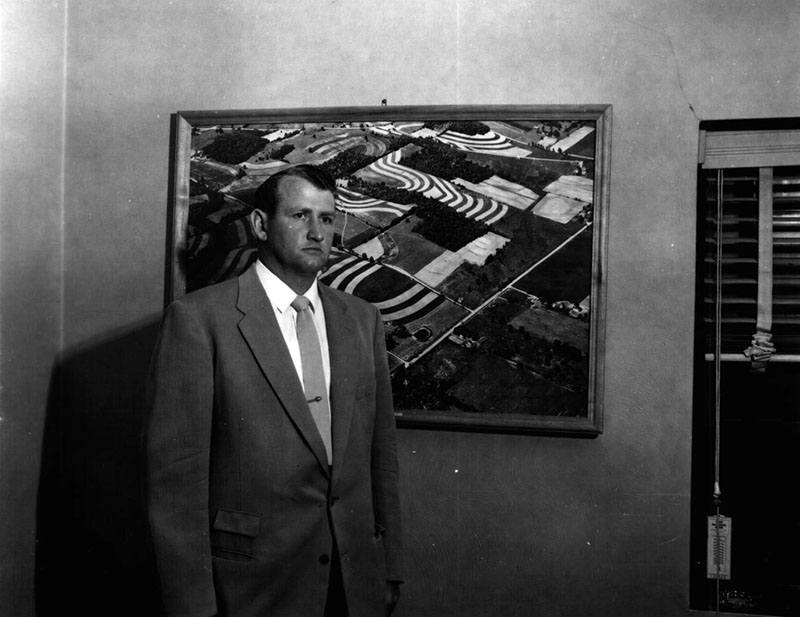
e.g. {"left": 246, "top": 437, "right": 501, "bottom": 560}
{"left": 145, "top": 265, "right": 403, "bottom": 617}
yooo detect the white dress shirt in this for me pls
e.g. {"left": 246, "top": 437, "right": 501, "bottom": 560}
{"left": 254, "top": 260, "right": 331, "bottom": 400}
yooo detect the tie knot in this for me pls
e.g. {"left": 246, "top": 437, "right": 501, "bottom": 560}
{"left": 291, "top": 295, "right": 312, "bottom": 313}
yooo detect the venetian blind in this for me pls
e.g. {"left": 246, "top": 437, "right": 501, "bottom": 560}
{"left": 699, "top": 126, "right": 800, "bottom": 363}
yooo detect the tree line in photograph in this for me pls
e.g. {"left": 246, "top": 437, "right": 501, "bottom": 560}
{"left": 319, "top": 133, "right": 495, "bottom": 186}
{"left": 318, "top": 135, "right": 414, "bottom": 178}
{"left": 201, "top": 128, "right": 304, "bottom": 164}
{"left": 267, "top": 143, "right": 295, "bottom": 160}
{"left": 422, "top": 120, "right": 491, "bottom": 136}
{"left": 411, "top": 200, "right": 489, "bottom": 252}
{"left": 201, "top": 130, "right": 268, "bottom": 164}
{"left": 401, "top": 138, "right": 494, "bottom": 184}
{"left": 346, "top": 178, "right": 488, "bottom": 251}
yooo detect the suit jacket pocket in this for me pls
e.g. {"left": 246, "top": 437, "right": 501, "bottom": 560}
{"left": 211, "top": 508, "right": 260, "bottom": 561}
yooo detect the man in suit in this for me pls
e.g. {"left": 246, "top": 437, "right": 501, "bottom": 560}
{"left": 145, "top": 165, "right": 404, "bottom": 617}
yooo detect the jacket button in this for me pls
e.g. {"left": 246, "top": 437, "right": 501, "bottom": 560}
{"left": 319, "top": 554, "right": 330, "bottom": 565}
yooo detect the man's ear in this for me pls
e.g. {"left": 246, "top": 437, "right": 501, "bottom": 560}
{"left": 249, "top": 209, "right": 269, "bottom": 241}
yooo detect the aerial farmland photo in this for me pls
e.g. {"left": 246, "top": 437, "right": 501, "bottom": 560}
{"left": 185, "top": 116, "right": 598, "bottom": 419}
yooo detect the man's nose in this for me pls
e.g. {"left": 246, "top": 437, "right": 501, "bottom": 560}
{"left": 307, "top": 218, "right": 324, "bottom": 241}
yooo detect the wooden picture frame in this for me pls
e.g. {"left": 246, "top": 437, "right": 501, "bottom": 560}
{"left": 166, "top": 105, "right": 611, "bottom": 436}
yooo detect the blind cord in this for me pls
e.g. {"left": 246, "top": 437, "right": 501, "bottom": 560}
{"left": 714, "top": 169, "right": 723, "bottom": 496}
{"left": 713, "top": 168, "right": 724, "bottom": 615}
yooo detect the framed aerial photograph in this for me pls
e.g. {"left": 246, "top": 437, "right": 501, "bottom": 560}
{"left": 166, "top": 105, "right": 610, "bottom": 436}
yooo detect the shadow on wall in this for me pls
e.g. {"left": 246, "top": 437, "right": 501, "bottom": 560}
{"left": 35, "top": 317, "right": 164, "bottom": 617}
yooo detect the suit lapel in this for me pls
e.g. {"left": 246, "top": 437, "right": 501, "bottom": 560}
{"left": 319, "top": 285, "right": 357, "bottom": 480}
{"left": 236, "top": 266, "right": 331, "bottom": 476}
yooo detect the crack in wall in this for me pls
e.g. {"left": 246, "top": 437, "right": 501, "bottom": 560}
{"left": 605, "top": 12, "right": 700, "bottom": 121}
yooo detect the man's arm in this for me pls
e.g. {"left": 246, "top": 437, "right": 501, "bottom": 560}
{"left": 145, "top": 301, "right": 217, "bottom": 617}
{"left": 368, "top": 306, "right": 405, "bottom": 587}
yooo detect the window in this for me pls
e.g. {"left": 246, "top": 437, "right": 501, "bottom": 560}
{"left": 692, "top": 119, "right": 800, "bottom": 616}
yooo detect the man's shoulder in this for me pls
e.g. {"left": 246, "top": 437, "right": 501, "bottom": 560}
{"left": 168, "top": 276, "right": 240, "bottom": 313}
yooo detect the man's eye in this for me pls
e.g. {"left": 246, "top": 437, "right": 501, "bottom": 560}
{"left": 292, "top": 212, "right": 306, "bottom": 219}
{"left": 322, "top": 216, "right": 334, "bottom": 225}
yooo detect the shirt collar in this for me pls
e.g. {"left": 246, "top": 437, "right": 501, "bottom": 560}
{"left": 254, "top": 259, "right": 321, "bottom": 314}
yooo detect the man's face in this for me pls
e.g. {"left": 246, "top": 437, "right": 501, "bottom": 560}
{"left": 260, "top": 176, "right": 336, "bottom": 289}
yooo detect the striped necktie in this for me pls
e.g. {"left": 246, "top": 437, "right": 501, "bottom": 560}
{"left": 291, "top": 295, "right": 332, "bottom": 465}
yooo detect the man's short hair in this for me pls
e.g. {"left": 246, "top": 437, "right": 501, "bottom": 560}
{"left": 252, "top": 164, "right": 336, "bottom": 216}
